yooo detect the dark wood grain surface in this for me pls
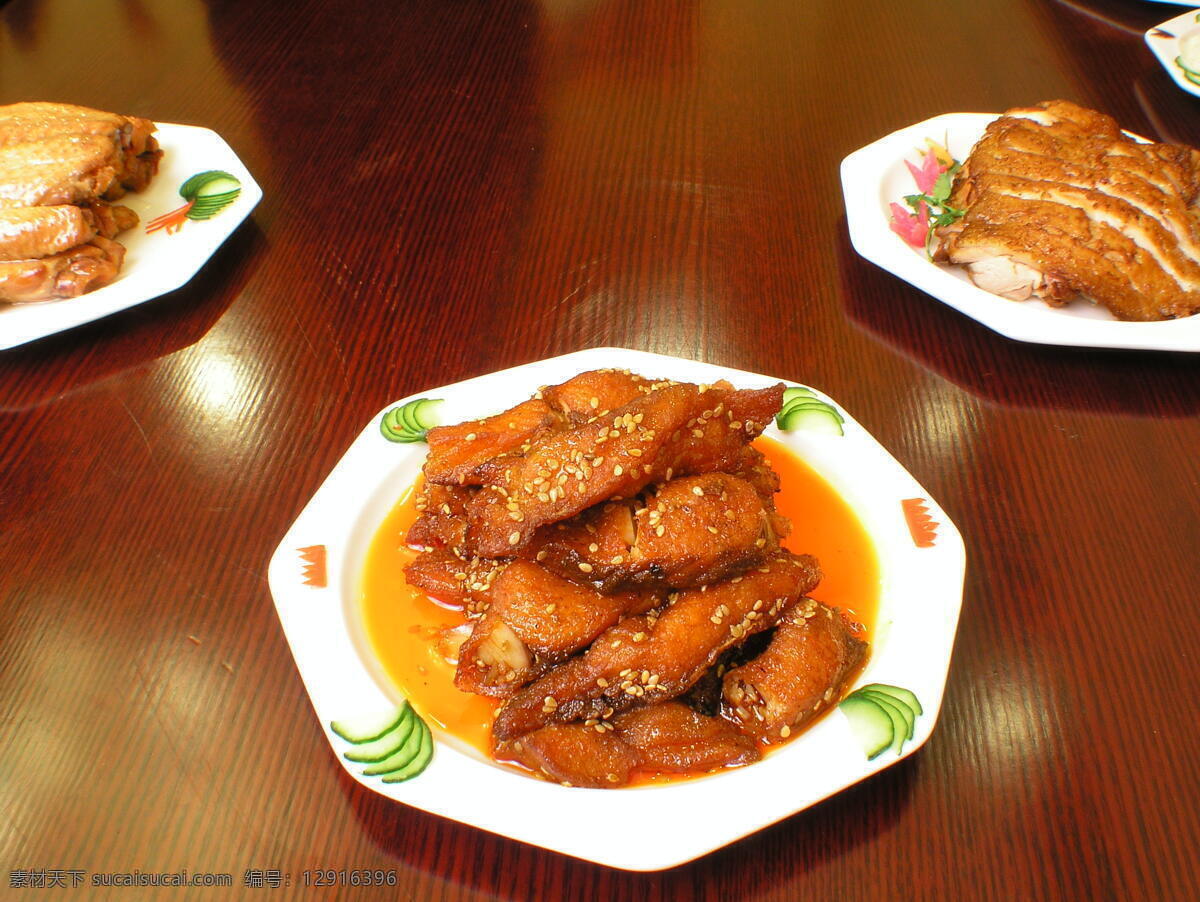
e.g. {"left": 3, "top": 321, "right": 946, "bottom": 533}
{"left": 2, "top": 0, "right": 1198, "bottom": 898}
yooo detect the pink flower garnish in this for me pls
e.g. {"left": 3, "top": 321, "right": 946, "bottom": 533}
{"left": 905, "top": 149, "right": 944, "bottom": 196}
{"left": 889, "top": 200, "right": 929, "bottom": 248}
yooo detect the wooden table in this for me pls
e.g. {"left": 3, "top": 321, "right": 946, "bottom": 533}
{"left": 2, "top": 0, "right": 1198, "bottom": 898}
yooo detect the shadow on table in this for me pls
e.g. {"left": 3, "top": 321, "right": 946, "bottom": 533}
{"left": 1134, "top": 71, "right": 1200, "bottom": 150}
{"left": 339, "top": 754, "right": 920, "bottom": 898}
{"left": 0, "top": 220, "right": 263, "bottom": 411}
{"left": 835, "top": 223, "right": 1200, "bottom": 417}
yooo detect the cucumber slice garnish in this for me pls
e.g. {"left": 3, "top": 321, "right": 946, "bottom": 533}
{"left": 381, "top": 720, "right": 433, "bottom": 783}
{"left": 860, "top": 683, "right": 923, "bottom": 717}
{"left": 860, "top": 691, "right": 910, "bottom": 752}
{"left": 398, "top": 401, "right": 424, "bottom": 433}
{"left": 179, "top": 170, "right": 239, "bottom": 200}
{"left": 780, "top": 397, "right": 845, "bottom": 423}
{"left": 860, "top": 690, "right": 915, "bottom": 741}
{"left": 782, "top": 386, "right": 817, "bottom": 404}
{"left": 330, "top": 703, "right": 410, "bottom": 744}
{"left": 778, "top": 406, "right": 844, "bottom": 436}
{"left": 839, "top": 694, "right": 894, "bottom": 759}
{"left": 411, "top": 399, "right": 444, "bottom": 431}
{"left": 344, "top": 708, "right": 418, "bottom": 762}
{"left": 380, "top": 398, "right": 443, "bottom": 443}
{"left": 361, "top": 716, "right": 426, "bottom": 775}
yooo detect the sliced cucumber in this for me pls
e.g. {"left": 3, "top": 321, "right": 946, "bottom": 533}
{"left": 398, "top": 400, "right": 424, "bottom": 433}
{"left": 782, "top": 386, "right": 817, "bottom": 404}
{"left": 361, "top": 717, "right": 427, "bottom": 775}
{"left": 780, "top": 397, "right": 845, "bottom": 423}
{"left": 344, "top": 708, "right": 418, "bottom": 763}
{"left": 861, "top": 691, "right": 910, "bottom": 752}
{"left": 380, "top": 398, "right": 442, "bottom": 443}
{"left": 778, "top": 405, "right": 844, "bottom": 436}
{"left": 860, "top": 683, "right": 923, "bottom": 717}
{"left": 860, "top": 690, "right": 914, "bottom": 741}
{"left": 839, "top": 694, "right": 894, "bottom": 759}
{"left": 381, "top": 720, "right": 433, "bottom": 783}
{"left": 411, "top": 398, "right": 443, "bottom": 431}
{"left": 330, "top": 703, "right": 410, "bottom": 744}
{"left": 195, "top": 177, "right": 241, "bottom": 199}
{"left": 179, "top": 170, "right": 238, "bottom": 200}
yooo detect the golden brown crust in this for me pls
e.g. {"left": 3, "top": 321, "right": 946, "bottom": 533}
{"left": 722, "top": 598, "right": 866, "bottom": 743}
{"left": 492, "top": 551, "right": 821, "bottom": 740}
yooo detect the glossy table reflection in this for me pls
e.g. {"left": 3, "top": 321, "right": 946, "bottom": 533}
{"left": 1, "top": 0, "right": 1198, "bottom": 899}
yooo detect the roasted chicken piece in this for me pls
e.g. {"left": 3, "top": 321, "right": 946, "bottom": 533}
{"left": 527, "top": 473, "right": 782, "bottom": 592}
{"left": 939, "top": 100, "right": 1200, "bottom": 320}
{"left": 0, "top": 135, "right": 127, "bottom": 206}
{"left": 492, "top": 551, "right": 821, "bottom": 740}
{"left": 423, "top": 398, "right": 560, "bottom": 486}
{"left": 455, "top": 561, "right": 657, "bottom": 697}
{"left": 0, "top": 204, "right": 95, "bottom": 260}
{"left": 0, "top": 236, "right": 124, "bottom": 304}
{"left": 0, "top": 102, "right": 161, "bottom": 195}
{"left": 722, "top": 598, "right": 866, "bottom": 743}
{"left": 0, "top": 202, "right": 137, "bottom": 262}
{"left": 497, "top": 701, "right": 759, "bottom": 787}
{"left": 466, "top": 381, "right": 784, "bottom": 556}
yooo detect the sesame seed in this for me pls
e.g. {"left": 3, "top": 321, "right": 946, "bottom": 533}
{"left": 508, "top": 531, "right": 521, "bottom": 545}
{"left": 613, "top": 465, "right": 624, "bottom": 476}
{"left": 465, "top": 433, "right": 477, "bottom": 441}
{"left": 588, "top": 543, "right": 599, "bottom": 553}
{"left": 579, "top": 563, "right": 594, "bottom": 573}
{"left": 780, "top": 725, "right": 792, "bottom": 738}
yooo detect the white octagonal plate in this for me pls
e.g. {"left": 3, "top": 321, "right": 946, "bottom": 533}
{"left": 0, "top": 122, "right": 261, "bottom": 350}
{"left": 1145, "top": 9, "right": 1200, "bottom": 99}
{"left": 841, "top": 113, "right": 1200, "bottom": 352}
{"left": 267, "top": 347, "right": 966, "bottom": 871}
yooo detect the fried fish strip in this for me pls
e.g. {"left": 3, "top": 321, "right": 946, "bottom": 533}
{"left": 423, "top": 398, "right": 561, "bottom": 486}
{"left": 527, "top": 473, "right": 780, "bottom": 592}
{"left": 467, "top": 381, "right": 784, "bottom": 556}
{"left": 407, "top": 482, "right": 474, "bottom": 550}
{"left": 402, "top": 549, "right": 501, "bottom": 609}
{"left": 497, "top": 701, "right": 759, "bottom": 787}
{"left": 492, "top": 551, "right": 820, "bottom": 740}
{"left": 498, "top": 722, "right": 639, "bottom": 788}
{"left": 722, "top": 598, "right": 867, "bottom": 743}
{"left": 610, "top": 702, "right": 760, "bottom": 773}
{"left": 540, "top": 369, "right": 654, "bottom": 421}
{"left": 455, "top": 561, "right": 655, "bottom": 696}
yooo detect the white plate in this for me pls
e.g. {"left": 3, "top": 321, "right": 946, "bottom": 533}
{"left": 1146, "top": 9, "right": 1200, "bottom": 98}
{"left": 267, "top": 347, "right": 966, "bottom": 871}
{"left": 0, "top": 123, "right": 261, "bottom": 350}
{"left": 841, "top": 113, "right": 1200, "bottom": 352}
